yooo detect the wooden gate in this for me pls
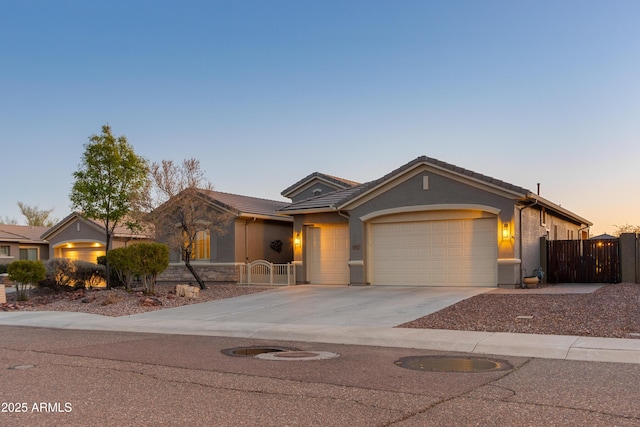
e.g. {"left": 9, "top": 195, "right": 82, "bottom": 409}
{"left": 547, "top": 239, "right": 620, "bottom": 283}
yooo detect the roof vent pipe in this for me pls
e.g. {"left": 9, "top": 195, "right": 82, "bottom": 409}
{"left": 537, "top": 183, "right": 540, "bottom": 195}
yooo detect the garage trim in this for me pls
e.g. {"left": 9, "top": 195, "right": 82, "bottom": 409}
{"left": 365, "top": 208, "right": 498, "bottom": 287}
{"left": 360, "top": 204, "right": 501, "bottom": 222}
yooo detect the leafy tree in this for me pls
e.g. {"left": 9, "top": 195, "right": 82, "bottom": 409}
{"left": 7, "top": 260, "right": 46, "bottom": 301}
{"left": 149, "top": 158, "right": 233, "bottom": 289}
{"left": 17, "top": 202, "right": 58, "bottom": 227}
{"left": 69, "top": 124, "right": 150, "bottom": 287}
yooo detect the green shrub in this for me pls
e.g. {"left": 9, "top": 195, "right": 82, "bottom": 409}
{"left": 0, "top": 264, "right": 8, "bottom": 274}
{"left": 107, "top": 247, "right": 135, "bottom": 290}
{"left": 44, "top": 258, "right": 75, "bottom": 291}
{"left": 42, "top": 258, "right": 105, "bottom": 291}
{"left": 128, "top": 243, "right": 169, "bottom": 295}
{"left": 73, "top": 260, "right": 106, "bottom": 289}
{"left": 7, "top": 260, "right": 46, "bottom": 301}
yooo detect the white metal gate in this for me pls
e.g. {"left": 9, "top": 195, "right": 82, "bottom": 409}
{"left": 238, "top": 260, "right": 296, "bottom": 286}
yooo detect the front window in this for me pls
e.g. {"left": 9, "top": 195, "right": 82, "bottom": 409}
{"left": 19, "top": 247, "right": 38, "bottom": 260}
{"left": 192, "top": 230, "right": 210, "bottom": 260}
{"left": 0, "top": 245, "right": 9, "bottom": 256}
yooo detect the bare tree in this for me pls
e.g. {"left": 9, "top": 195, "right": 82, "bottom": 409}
{"left": 149, "top": 159, "right": 233, "bottom": 289}
{"left": 613, "top": 224, "right": 640, "bottom": 236}
{"left": 0, "top": 216, "right": 18, "bottom": 225}
{"left": 17, "top": 202, "right": 58, "bottom": 227}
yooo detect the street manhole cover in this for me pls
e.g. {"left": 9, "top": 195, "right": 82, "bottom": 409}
{"left": 221, "top": 346, "right": 298, "bottom": 357}
{"left": 254, "top": 351, "right": 339, "bottom": 361}
{"left": 394, "top": 356, "right": 512, "bottom": 372}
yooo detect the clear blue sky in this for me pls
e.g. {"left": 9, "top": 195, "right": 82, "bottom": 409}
{"left": 1, "top": 0, "right": 639, "bottom": 235}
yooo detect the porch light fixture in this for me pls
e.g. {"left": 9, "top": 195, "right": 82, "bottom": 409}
{"left": 294, "top": 233, "right": 301, "bottom": 248}
{"left": 502, "top": 223, "right": 511, "bottom": 241}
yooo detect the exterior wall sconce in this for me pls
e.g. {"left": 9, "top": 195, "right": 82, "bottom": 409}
{"left": 502, "top": 223, "right": 511, "bottom": 241}
{"left": 294, "top": 233, "right": 301, "bottom": 248}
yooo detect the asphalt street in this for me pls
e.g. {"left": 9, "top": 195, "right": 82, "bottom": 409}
{"left": 1, "top": 325, "right": 639, "bottom": 426}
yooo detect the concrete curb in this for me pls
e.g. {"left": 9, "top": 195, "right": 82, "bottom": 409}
{"left": 1, "top": 311, "right": 639, "bottom": 364}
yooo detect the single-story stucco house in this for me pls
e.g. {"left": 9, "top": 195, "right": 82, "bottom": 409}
{"left": 152, "top": 190, "right": 293, "bottom": 283}
{"left": 0, "top": 224, "right": 50, "bottom": 264}
{"left": 41, "top": 212, "right": 150, "bottom": 263}
{"left": 1, "top": 155, "right": 592, "bottom": 289}
{"left": 159, "top": 190, "right": 294, "bottom": 265}
{"left": 278, "top": 156, "right": 592, "bottom": 288}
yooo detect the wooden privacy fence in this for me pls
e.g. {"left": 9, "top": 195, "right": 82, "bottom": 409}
{"left": 547, "top": 239, "right": 620, "bottom": 283}
{"left": 238, "top": 260, "right": 296, "bottom": 286}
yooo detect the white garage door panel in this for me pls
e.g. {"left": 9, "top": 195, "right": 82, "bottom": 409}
{"left": 370, "top": 218, "right": 497, "bottom": 286}
{"left": 61, "top": 247, "right": 104, "bottom": 263}
{"left": 308, "top": 225, "right": 350, "bottom": 285}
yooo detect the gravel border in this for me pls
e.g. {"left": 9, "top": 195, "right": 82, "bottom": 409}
{"left": 1, "top": 283, "right": 272, "bottom": 317}
{"left": 398, "top": 283, "right": 640, "bottom": 339}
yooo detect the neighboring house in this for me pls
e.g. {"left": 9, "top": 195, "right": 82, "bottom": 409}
{"left": 590, "top": 233, "right": 617, "bottom": 240}
{"left": 0, "top": 224, "right": 50, "bottom": 264}
{"left": 41, "top": 212, "right": 150, "bottom": 263}
{"left": 279, "top": 156, "right": 592, "bottom": 288}
{"left": 154, "top": 190, "right": 293, "bottom": 283}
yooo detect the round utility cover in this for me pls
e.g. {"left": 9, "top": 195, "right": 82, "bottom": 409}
{"left": 394, "top": 356, "right": 512, "bottom": 372}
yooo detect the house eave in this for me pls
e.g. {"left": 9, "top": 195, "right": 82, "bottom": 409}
{"left": 526, "top": 193, "right": 592, "bottom": 226}
{"left": 237, "top": 212, "right": 294, "bottom": 222}
{"left": 277, "top": 207, "right": 337, "bottom": 216}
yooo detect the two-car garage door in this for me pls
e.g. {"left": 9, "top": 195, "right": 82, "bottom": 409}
{"left": 369, "top": 217, "right": 497, "bottom": 286}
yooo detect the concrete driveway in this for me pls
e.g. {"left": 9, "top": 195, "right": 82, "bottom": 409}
{"left": 129, "top": 285, "right": 493, "bottom": 327}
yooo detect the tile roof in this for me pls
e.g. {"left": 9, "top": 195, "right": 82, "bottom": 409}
{"left": 279, "top": 156, "right": 530, "bottom": 212}
{"left": 197, "top": 190, "right": 292, "bottom": 220}
{"left": 277, "top": 156, "right": 591, "bottom": 226}
{"left": 0, "top": 224, "right": 49, "bottom": 243}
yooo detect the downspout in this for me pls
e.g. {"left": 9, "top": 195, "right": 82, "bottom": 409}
{"left": 578, "top": 224, "right": 590, "bottom": 240}
{"left": 337, "top": 210, "right": 350, "bottom": 221}
{"left": 517, "top": 198, "right": 538, "bottom": 287}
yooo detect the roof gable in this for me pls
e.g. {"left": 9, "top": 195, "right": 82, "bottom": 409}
{"left": 278, "top": 156, "right": 592, "bottom": 226}
{"left": 281, "top": 172, "right": 360, "bottom": 200}
{"left": 42, "top": 212, "right": 151, "bottom": 241}
{"left": 279, "top": 156, "right": 529, "bottom": 213}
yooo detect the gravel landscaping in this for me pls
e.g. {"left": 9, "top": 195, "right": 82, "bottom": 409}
{"left": 2, "top": 282, "right": 640, "bottom": 339}
{"left": 1, "top": 283, "right": 271, "bottom": 317}
{"left": 399, "top": 283, "right": 640, "bottom": 339}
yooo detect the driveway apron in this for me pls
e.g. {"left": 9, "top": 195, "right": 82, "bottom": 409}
{"left": 125, "top": 285, "right": 493, "bottom": 327}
